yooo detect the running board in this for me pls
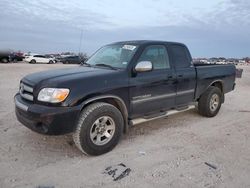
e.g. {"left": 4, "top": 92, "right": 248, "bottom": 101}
{"left": 130, "top": 105, "right": 195, "bottom": 126}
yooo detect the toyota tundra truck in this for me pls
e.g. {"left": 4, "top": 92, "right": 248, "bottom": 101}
{"left": 15, "top": 40, "right": 236, "bottom": 155}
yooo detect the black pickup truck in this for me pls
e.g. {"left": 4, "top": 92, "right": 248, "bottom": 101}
{"left": 15, "top": 40, "right": 236, "bottom": 155}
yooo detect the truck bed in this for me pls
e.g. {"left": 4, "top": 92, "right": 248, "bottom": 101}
{"left": 194, "top": 63, "right": 236, "bottom": 100}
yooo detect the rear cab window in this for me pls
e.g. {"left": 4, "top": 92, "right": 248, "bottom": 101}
{"left": 170, "top": 44, "right": 192, "bottom": 68}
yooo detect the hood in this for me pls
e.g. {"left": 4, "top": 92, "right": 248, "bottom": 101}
{"left": 22, "top": 66, "right": 116, "bottom": 86}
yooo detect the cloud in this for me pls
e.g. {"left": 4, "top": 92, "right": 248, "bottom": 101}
{"left": 0, "top": 0, "right": 249, "bottom": 57}
{"left": 196, "top": 0, "right": 250, "bottom": 28}
{"left": 0, "top": 0, "right": 115, "bottom": 30}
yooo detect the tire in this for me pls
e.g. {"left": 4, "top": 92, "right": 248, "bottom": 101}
{"left": 1, "top": 58, "right": 9, "bottom": 63}
{"left": 30, "top": 59, "right": 36, "bottom": 64}
{"left": 198, "top": 86, "right": 222, "bottom": 117}
{"left": 48, "top": 60, "right": 53, "bottom": 64}
{"left": 73, "top": 102, "right": 124, "bottom": 155}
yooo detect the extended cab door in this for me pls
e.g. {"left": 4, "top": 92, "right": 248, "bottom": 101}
{"left": 129, "top": 45, "right": 177, "bottom": 118}
{"left": 169, "top": 44, "right": 196, "bottom": 106}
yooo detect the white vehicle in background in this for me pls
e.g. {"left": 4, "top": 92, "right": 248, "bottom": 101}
{"left": 24, "top": 55, "right": 55, "bottom": 64}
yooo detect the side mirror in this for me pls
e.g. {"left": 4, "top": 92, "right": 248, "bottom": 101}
{"left": 135, "top": 61, "right": 153, "bottom": 72}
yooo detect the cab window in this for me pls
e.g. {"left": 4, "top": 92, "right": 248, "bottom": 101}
{"left": 137, "top": 45, "right": 170, "bottom": 70}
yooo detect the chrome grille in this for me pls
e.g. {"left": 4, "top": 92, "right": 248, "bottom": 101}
{"left": 20, "top": 82, "right": 34, "bottom": 101}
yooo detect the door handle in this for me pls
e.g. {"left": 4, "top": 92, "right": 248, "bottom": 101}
{"left": 178, "top": 74, "right": 183, "bottom": 78}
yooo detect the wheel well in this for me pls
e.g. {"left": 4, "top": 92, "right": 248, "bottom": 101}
{"left": 197, "top": 81, "right": 224, "bottom": 102}
{"left": 210, "top": 81, "right": 225, "bottom": 103}
{"left": 211, "top": 81, "right": 223, "bottom": 92}
{"left": 82, "top": 97, "right": 128, "bottom": 134}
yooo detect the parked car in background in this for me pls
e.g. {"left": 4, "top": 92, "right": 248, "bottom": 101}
{"left": 24, "top": 55, "right": 55, "bottom": 64}
{"left": 0, "top": 51, "right": 10, "bottom": 63}
{"left": 54, "top": 55, "right": 64, "bottom": 63}
{"left": 10, "top": 52, "right": 25, "bottom": 62}
{"left": 0, "top": 51, "right": 25, "bottom": 63}
{"left": 60, "top": 55, "right": 81, "bottom": 64}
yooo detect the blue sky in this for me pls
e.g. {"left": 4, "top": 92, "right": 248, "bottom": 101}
{"left": 0, "top": 0, "right": 249, "bottom": 57}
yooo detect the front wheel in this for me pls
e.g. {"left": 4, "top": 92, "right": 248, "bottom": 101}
{"left": 198, "top": 86, "right": 222, "bottom": 117}
{"left": 1, "top": 58, "right": 9, "bottom": 63}
{"left": 73, "top": 102, "right": 124, "bottom": 155}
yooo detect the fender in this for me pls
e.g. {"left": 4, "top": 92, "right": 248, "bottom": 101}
{"left": 198, "top": 79, "right": 225, "bottom": 103}
{"left": 209, "top": 80, "right": 224, "bottom": 92}
{"left": 81, "top": 95, "right": 129, "bottom": 133}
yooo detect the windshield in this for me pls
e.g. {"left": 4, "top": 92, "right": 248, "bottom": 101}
{"left": 86, "top": 44, "right": 138, "bottom": 69}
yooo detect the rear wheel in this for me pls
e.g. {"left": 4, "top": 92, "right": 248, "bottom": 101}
{"left": 30, "top": 59, "right": 36, "bottom": 64}
{"left": 198, "top": 86, "right": 222, "bottom": 117}
{"left": 73, "top": 102, "right": 124, "bottom": 155}
{"left": 48, "top": 60, "right": 53, "bottom": 64}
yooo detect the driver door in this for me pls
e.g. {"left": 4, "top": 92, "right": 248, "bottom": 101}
{"left": 129, "top": 45, "right": 176, "bottom": 118}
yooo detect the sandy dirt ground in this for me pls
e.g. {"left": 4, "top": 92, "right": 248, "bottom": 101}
{"left": 0, "top": 63, "right": 250, "bottom": 188}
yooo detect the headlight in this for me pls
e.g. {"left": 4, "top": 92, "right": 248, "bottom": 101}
{"left": 38, "top": 88, "right": 70, "bottom": 103}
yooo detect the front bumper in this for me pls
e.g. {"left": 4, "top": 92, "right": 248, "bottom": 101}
{"left": 15, "top": 94, "right": 81, "bottom": 135}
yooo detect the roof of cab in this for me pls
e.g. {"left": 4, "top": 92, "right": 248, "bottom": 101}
{"left": 111, "top": 40, "right": 185, "bottom": 46}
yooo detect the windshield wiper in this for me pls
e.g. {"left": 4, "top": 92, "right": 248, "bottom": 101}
{"left": 94, "top": 63, "right": 118, "bottom": 70}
